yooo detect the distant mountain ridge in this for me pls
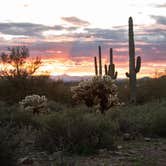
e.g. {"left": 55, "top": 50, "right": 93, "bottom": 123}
{"left": 50, "top": 74, "right": 93, "bottom": 82}
{"left": 50, "top": 74, "right": 152, "bottom": 82}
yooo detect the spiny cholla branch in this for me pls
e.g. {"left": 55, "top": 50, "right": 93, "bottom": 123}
{"left": 71, "top": 75, "right": 122, "bottom": 114}
{"left": 19, "top": 94, "right": 48, "bottom": 115}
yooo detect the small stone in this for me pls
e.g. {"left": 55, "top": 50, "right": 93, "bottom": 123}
{"left": 123, "top": 133, "right": 131, "bottom": 141}
{"left": 51, "top": 151, "right": 63, "bottom": 160}
{"left": 123, "top": 153, "right": 131, "bottom": 157}
{"left": 117, "top": 145, "right": 123, "bottom": 150}
{"left": 117, "top": 156, "right": 125, "bottom": 161}
{"left": 25, "top": 140, "right": 34, "bottom": 144}
{"left": 18, "top": 157, "right": 33, "bottom": 165}
{"left": 144, "top": 137, "right": 151, "bottom": 142}
{"left": 161, "top": 147, "right": 166, "bottom": 152}
{"left": 108, "top": 150, "right": 114, "bottom": 155}
{"left": 128, "top": 150, "right": 137, "bottom": 154}
{"left": 113, "top": 151, "right": 123, "bottom": 156}
{"left": 98, "top": 148, "right": 107, "bottom": 154}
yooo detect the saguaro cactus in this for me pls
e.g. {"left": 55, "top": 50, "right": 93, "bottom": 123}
{"left": 98, "top": 46, "right": 102, "bottom": 76}
{"left": 94, "top": 56, "right": 98, "bottom": 75}
{"left": 94, "top": 46, "right": 118, "bottom": 79}
{"left": 94, "top": 45, "right": 102, "bottom": 76}
{"left": 126, "top": 17, "right": 141, "bottom": 103}
{"left": 107, "top": 48, "right": 118, "bottom": 79}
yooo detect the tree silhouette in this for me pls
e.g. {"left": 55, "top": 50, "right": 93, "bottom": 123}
{"left": 0, "top": 46, "right": 41, "bottom": 79}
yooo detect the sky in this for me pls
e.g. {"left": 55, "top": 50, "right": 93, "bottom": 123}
{"left": 0, "top": 0, "right": 166, "bottom": 78}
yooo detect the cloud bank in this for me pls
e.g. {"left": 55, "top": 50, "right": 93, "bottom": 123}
{"left": 0, "top": 15, "right": 166, "bottom": 77}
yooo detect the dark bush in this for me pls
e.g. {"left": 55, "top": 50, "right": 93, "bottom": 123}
{"left": 36, "top": 109, "right": 119, "bottom": 154}
{"left": 109, "top": 100, "right": 166, "bottom": 137}
{"left": 0, "top": 127, "right": 17, "bottom": 166}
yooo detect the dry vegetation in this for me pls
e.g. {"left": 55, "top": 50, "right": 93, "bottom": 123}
{"left": 0, "top": 74, "right": 166, "bottom": 165}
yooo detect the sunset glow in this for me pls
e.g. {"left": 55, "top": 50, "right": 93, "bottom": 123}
{"left": 0, "top": 0, "right": 166, "bottom": 78}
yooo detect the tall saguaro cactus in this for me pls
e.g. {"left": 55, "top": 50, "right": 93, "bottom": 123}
{"left": 126, "top": 17, "right": 141, "bottom": 103}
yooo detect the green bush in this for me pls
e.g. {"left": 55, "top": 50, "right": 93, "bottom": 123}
{"left": 36, "top": 109, "right": 119, "bottom": 154}
{"left": 117, "top": 77, "right": 166, "bottom": 104}
{"left": 47, "top": 100, "right": 66, "bottom": 112}
{"left": 0, "top": 126, "right": 17, "bottom": 166}
{"left": 0, "top": 104, "right": 39, "bottom": 129}
{"left": 109, "top": 100, "right": 166, "bottom": 137}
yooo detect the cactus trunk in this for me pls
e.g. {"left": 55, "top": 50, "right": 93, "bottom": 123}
{"left": 126, "top": 17, "right": 141, "bottom": 103}
{"left": 108, "top": 48, "right": 118, "bottom": 79}
{"left": 110, "top": 48, "right": 113, "bottom": 65}
{"left": 104, "top": 64, "right": 108, "bottom": 75}
{"left": 129, "top": 17, "right": 136, "bottom": 103}
{"left": 94, "top": 56, "right": 98, "bottom": 76}
{"left": 98, "top": 46, "right": 102, "bottom": 76}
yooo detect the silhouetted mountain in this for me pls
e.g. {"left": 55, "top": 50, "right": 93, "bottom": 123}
{"left": 50, "top": 74, "right": 92, "bottom": 82}
{"left": 139, "top": 76, "right": 151, "bottom": 81}
{"left": 50, "top": 74, "right": 153, "bottom": 82}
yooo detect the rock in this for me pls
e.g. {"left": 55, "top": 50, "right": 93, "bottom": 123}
{"left": 98, "top": 148, "right": 107, "bottom": 154}
{"left": 108, "top": 150, "right": 114, "bottom": 155}
{"left": 128, "top": 150, "right": 137, "bottom": 154}
{"left": 117, "top": 156, "right": 125, "bottom": 161}
{"left": 117, "top": 145, "right": 123, "bottom": 150}
{"left": 51, "top": 151, "right": 63, "bottom": 160}
{"left": 123, "top": 153, "right": 131, "bottom": 157}
{"left": 25, "top": 140, "right": 34, "bottom": 144}
{"left": 161, "top": 147, "right": 166, "bottom": 152}
{"left": 18, "top": 157, "right": 33, "bottom": 165}
{"left": 123, "top": 133, "right": 131, "bottom": 141}
{"left": 144, "top": 137, "right": 151, "bottom": 142}
{"left": 113, "top": 151, "right": 123, "bottom": 156}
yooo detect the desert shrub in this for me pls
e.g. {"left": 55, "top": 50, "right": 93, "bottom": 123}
{"left": 0, "top": 104, "right": 19, "bottom": 127}
{"left": 116, "top": 80, "right": 130, "bottom": 103}
{"left": 0, "top": 126, "right": 17, "bottom": 166}
{"left": 36, "top": 109, "right": 119, "bottom": 154}
{"left": 46, "top": 80, "right": 73, "bottom": 105}
{"left": 19, "top": 94, "right": 48, "bottom": 115}
{"left": 0, "top": 76, "right": 73, "bottom": 105}
{"left": 47, "top": 100, "right": 66, "bottom": 112}
{"left": 10, "top": 111, "right": 41, "bottom": 129}
{"left": 136, "top": 78, "right": 166, "bottom": 103}
{"left": 117, "top": 77, "right": 166, "bottom": 104}
{"left": 71, "top": 76, "right": 121, "bottom": 114}
{"left": 0, "top": 144, "right": 16, "bottom": 166}
{"left": 109, "top": 100, "right": 166, "bottom": 137}
{"left": 150, "top": 105, "right": 166, "bottom": 137}
{"left": 0, "top": 104, "right": 39, "bottom": 129}
{"left": 0, "top": 123, "right": 39, "bottom": 165}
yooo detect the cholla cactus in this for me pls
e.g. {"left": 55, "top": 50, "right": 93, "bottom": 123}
{"left": 71, "top": 75, "right": 121, "bottom": 114}
{"left": 19, "top": 94, "right": 48, "bottom": 115}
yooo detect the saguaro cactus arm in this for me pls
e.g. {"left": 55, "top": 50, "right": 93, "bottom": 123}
{"left": 125, "top": 72, "right": 130, "bottom": 78}
{"left": 108, "top": 48, "right": 118, "bottom": 79}
{"left": 94, "top": 56, "right": 98, "bottom": 76}
{"left": 98, "top": 46, "right": 102, "bottom": 76}
{"left": 110, "top": 48, "right": 113, "bottom": 64}
{"left": 114, "top": 71, "right": 118, "bottom": 79}
{"left": 135, "top": 56, "right": 141, "bottom": 73}
{"left": 104, "top": 64, "right": 108, "bottom": 75}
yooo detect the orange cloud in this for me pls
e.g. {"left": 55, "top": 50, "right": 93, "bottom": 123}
{"left": 33, "top": 54, "right": 166, "bottom": 78}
